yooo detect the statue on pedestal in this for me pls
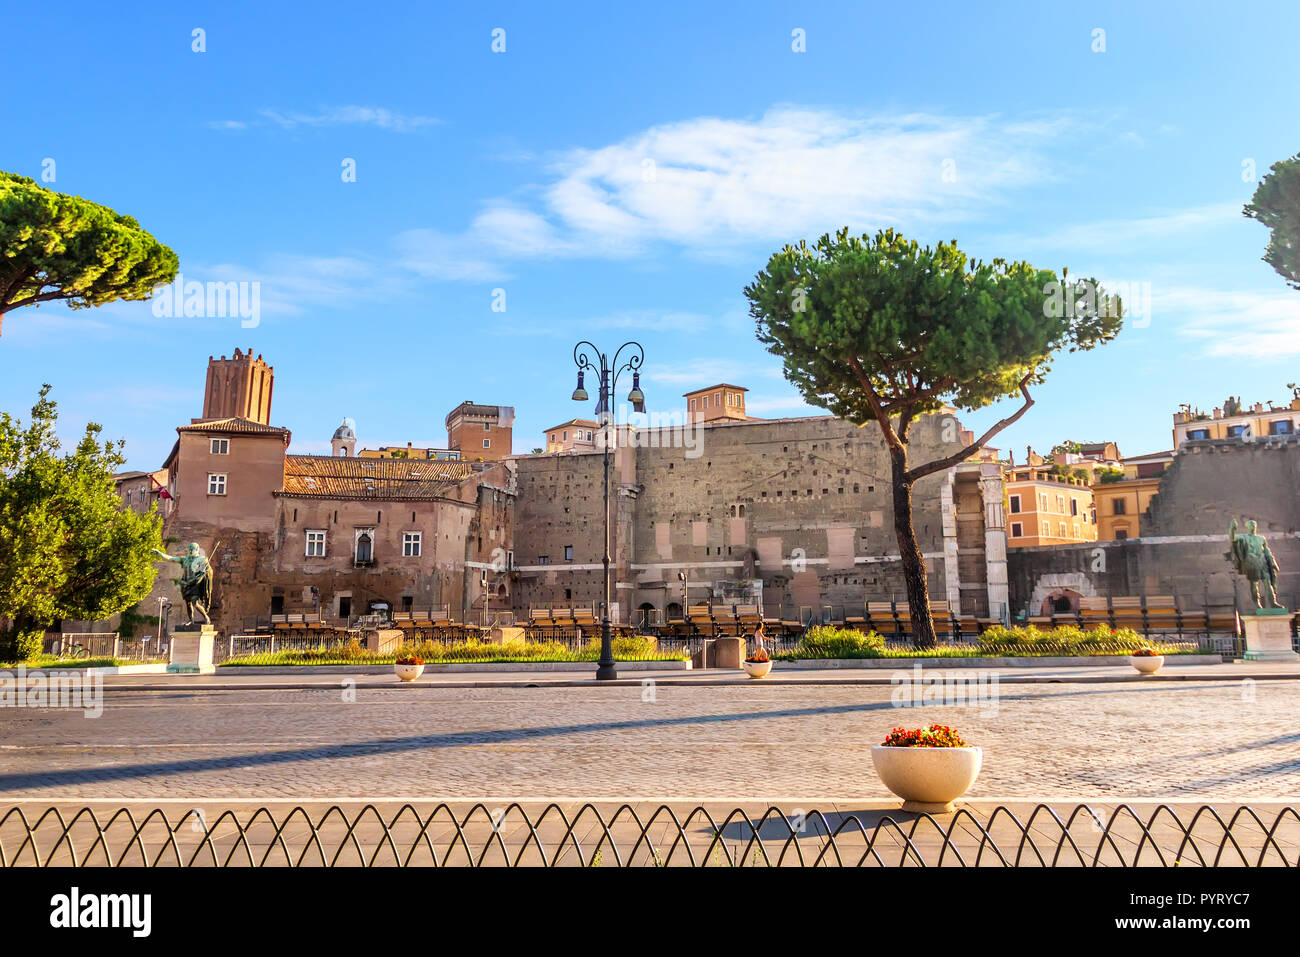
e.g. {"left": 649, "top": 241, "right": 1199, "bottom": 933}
{"left": 1228, "top": 520, "right": 1284, "bottom": 611}
{"left": 153, "top": 542, "right": 215, "bottom": 626}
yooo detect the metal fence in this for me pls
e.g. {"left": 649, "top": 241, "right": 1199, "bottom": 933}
{"left": 2, "top": 803, "right": 1295, "bottom": 867}
{"left": 41, "top": 633, "right": 167, "bottom": 663}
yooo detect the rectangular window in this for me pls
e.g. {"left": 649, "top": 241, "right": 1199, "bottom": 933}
{"left": 1057, "top": 495, "right": 1065, "bottom": 511}
{"left": 1070, "top": 499, "right": 1078, "bottom": 516}
{"left": 1115, "top": 529, "right": 1129, "bottom": 540}
{"left": 124, "top": 489, "right": 133, "bottom": 504}
{"left": 1009, "top": 495, "right": 1021, "bottom": 514}
{"left": 1227, "top": 424, "right": 1248, "bottom": 438}
{"left": 1058, "top": 522, "right": 1066, "bottom": 537}
{"left": 1187, "top": 428, "right": 1210, "bottom": 440}
{"left": 1041, "top": 521, "right": 1049, "bottom": 537}
{"left": 538, "top": 555, "right": 549, "bottom": 564}
{"left": 210, "top": 438, "right": 229, "bottom": 455}
{"left": 484, "top": 422, "right": 491, "bottom": 431}
{"left": 305, "top": 530, "right": 326, "bottom": 557}
{"left": 1269, "top": 420, "right": 1293, "bottom": 435}
{"left": 689, "top": 399, "right": 696, "bottom": 411}
{"left": 1113, "top": 499, "right": 1127, "bottom": 515}
{"left": 207, "top": 473, "right": 227, "bottom": 495}
{"left": 1073, "top": 524, "right": 1080, "bottom": 538}
{"left": 564, "top": 545, "right": 574, "bottom": 562}
{"left": 482, "top": 439, "right": 490, "bottom": 449}
{"left": 1040, "top": 493, "right": 1048, "bottom": 511}
{"left": 402, "top": 532, "right": 422, "bottom": 557}
{"left": 1010, "top": 522, "right": 1023, "bottom": 538}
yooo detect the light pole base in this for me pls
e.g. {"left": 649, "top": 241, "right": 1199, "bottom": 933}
{"left": 595, "top": 662, "right": 619, "bottom": 680}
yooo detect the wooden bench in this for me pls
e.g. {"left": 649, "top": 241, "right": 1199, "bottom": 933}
{"left": 867, "top": 601, "right": 897, "bottom": 637}
{"left": 687, "top": 604, "right": 716, "bottom": 637}
{"left": 1141, "top": 595, "right": 1182, "bottom": 636}
{"left": 1078, "top": 596, "right": 1111, "bottom": 629}
{"left": 735, "top": 604, "right": 762, "bottom": 632}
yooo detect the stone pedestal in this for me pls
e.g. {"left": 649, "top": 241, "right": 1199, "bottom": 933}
{"left": 1240, "top": 613, "right": 1300, "bottom": 662}
{"left": 712, "top": 637, "right": 745, "bottom": 669}
{"left": 168, "top": 626, "right": 216, "bottom": 674}
{"left": 489, "top": 625, "right": 526, "bottom": 645}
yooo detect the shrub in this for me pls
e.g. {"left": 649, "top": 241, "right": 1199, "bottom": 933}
{"left": 881, "top": 724, "right": 969, "bottom": 748}
{"left": 797, "top": 625, "right": 885, "bottom": 659}
{"left": 977, "top": 624, "right": 1146, "bottom": 656}
{"left": 1, "top": 626, "right": 43, "bottom": 662}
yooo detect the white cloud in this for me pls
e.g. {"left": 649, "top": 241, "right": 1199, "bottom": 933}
{"left": 1163, "top": 284, "right": 1300, "bottom": 358}
{"left": 1004, "top": 202, "right": 1243, "bottom": 254}
{"left": 397, "top": 107, "right": 1057, "bottom": 276}
{"left": 537, "top": 108, "right": 1049, "bottom": 251}
{"left": 212, "top": 106, "right": 440, "bottom": 133}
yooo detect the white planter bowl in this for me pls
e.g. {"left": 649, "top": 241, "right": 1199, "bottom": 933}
{"left": 1130, "top": 654, "right": 1164, "bottom": 675}
{"left": 743, "top": 659, "right": 773, "bottom": 679}
{"left": 870, "top": 745, "right": 982, "bottom": 813}
{"left": 394, "top": 662, "right": 425, "bottom": 682}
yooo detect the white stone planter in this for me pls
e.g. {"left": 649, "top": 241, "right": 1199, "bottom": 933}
{"left": 870, "top": 745, "right": 983, "bottom": 813}
{"left": 394, "top": 662, "right": 425, "bottom": 682}
{"left": 1129, "top": 654, "right": 1164, "bottom": 675}
{"left": 742, "top": 659, "right": 773, "bottom": 679}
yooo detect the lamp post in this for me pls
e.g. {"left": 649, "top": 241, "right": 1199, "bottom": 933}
{"left": 571, "top": 340, "right": 646, "bottom": 680}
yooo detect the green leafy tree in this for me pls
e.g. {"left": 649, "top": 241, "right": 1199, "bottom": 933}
{"left": 0, "top": 386, "right": 162, "bottom": 659}
{"left": 746, "top": 229, "right": 1122, "bottom": 646}
{"left": 1244, "top": 153, "right": 1300, "bottom": 289}
{"left": 0, "top": 171, "right": 178, "bottom": 337}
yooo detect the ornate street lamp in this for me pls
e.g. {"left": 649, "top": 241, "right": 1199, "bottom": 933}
{"left": 572, "top": 340, "right": 646, "bottom": 680}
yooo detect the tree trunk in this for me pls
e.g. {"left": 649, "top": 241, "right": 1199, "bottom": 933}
{"left": 890, "top": 451, "right": 937, "bottom": 648}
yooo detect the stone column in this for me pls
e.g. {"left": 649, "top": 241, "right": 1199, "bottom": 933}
{"left": 940, "top": 471, "right": 962, "bottom": 610}
{"left": 980, "top": 463, "right": 1009, "bottom": 622}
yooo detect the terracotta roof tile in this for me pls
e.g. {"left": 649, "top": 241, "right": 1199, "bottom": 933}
{"left": 279, "top": 455, "right": 477, "bottom": 500}
{"left": 177, "top": 417, "right": 291, "bottom": 437}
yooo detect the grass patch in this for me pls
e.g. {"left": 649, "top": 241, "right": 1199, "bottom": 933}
{"left": 775, "top": 624, "right": 1199, "bottom": 660}
{"left": 2, "top": 656, "right": 132, "bottom": 669}
{"left": 222, "top": 635, "right": 688, "bottom": 667}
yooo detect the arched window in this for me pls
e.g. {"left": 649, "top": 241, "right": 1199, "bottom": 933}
{"left": 355, "top": 532, "right": 373, "bottom": 564}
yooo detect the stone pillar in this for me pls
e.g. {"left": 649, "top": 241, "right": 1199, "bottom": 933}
{"left": 980, "top": 464, "right": 1009, "bottom": 622}
{"left": 1240, "top": 613, "right": 1300, "bottom": 662}
{"left": 168, "top": 625, "right": 216, "bottom": 674}
{"left": 940, "top": 472, "right": 962, "bottom": 610}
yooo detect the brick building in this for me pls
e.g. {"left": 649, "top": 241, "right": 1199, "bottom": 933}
{"left": 509, "top": 412, "right": 1008, "bottom": 624}
{"left": 119, "top": 351, "right": 1011, "bottom": 634}
{"left": 129, "top": 353, "right": 515, "bottom": 633}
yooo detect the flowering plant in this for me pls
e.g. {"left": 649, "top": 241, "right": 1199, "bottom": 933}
{"left": 746, "top": 646, "right": 770, "bottom": 664}
{"left": 395, "top": 655, "right": 424, "bottom": 666}
{"left": 880, "top": 724, "right": 968, "bottom": 748}
{"left": 1131, "top": 647, "right": 1161, "bottom": 657}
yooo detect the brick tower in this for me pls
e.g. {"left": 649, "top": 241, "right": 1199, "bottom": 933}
{"left": 202, "top": 348, "right": 274, "bottom": 424}
{"left": 446, "top": 401, "right": 514, "bottom": 461}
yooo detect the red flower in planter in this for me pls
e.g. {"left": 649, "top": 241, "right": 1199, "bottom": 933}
{"left": 881, "top": 724, "right": 968, "bottom": 748}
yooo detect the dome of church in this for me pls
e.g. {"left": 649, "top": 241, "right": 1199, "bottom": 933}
{"left": 332, "top": 419, "right": 355, "bottom": 441}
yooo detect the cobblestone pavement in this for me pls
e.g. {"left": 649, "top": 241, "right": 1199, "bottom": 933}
{"left": 1, "top": 681, "right": 1298, "bottom": 801}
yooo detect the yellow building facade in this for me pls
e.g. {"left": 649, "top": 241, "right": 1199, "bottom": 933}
{"left": 1004, "top": 468, "right": 1097, "bottom": 548}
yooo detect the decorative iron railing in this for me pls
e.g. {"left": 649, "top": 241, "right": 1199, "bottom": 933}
{"left": 2, "top": 803, "right": 1295, "bottom": 867}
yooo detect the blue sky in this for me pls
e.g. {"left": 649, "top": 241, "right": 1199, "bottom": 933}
{"left": 2, "top": 1, "right": 1299, "bottom": 469}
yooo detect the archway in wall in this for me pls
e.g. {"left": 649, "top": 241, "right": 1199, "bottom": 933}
{"left": 1028, "top": 573, "right": 1097, "bottom": 618}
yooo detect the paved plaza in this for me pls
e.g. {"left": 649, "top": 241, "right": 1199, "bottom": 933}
{"left": 2, "top": 673, "right": 1298, "bottom": 802}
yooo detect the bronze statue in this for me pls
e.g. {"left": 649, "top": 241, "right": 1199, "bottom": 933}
{"left": 1228, "top": 520, "right": 1283, "bottom": 610}
{"left": 153, "top": 542, "right": 215, "bottom": 626}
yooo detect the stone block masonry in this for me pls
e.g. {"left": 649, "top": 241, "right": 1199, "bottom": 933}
{"left": 510, "top": 412, "right": 1005, "bottom": 621}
